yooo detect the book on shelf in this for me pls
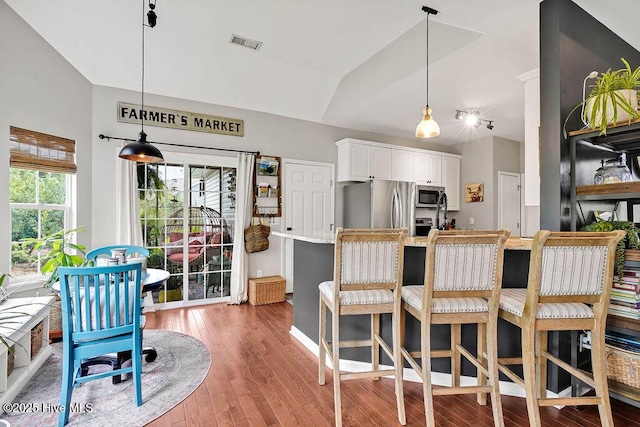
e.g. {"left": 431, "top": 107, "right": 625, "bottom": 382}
{"left": 612, "top": 280, "right": 640, "bottom": 292}
{"left": 606, "top": 331, "right": 640, "bottom": 353}
{"left": 608, "top": 305, "right": 640, "bottom": 319}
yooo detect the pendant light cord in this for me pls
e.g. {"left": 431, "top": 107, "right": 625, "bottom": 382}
{"left": 426, "top": 14, "right": 429, "bottom": 106}
{"left": 141, "top": 0, "right": 146, "bottom": 134}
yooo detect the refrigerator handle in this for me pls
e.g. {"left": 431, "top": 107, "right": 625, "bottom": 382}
{"left": 392, "top": 187, "right": 400, "bottom": 228}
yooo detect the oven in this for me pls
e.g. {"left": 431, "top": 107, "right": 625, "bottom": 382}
{"left": 415, "top": 217, "right": 433, "bottom": 236}
{"left": 415, "top": 185, "right": 445, "bottom": 208}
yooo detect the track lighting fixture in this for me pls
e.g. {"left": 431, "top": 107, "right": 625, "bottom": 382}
{"left": 454, "top": 110, "right": 495, "bottom": 131}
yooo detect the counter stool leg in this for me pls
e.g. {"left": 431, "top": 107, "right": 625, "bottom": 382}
{"left": 487, "top": 319, "right": 504, "bottom": 427}
{"left": 591, "top": 326, "right": 614, "bottom": 427}
{"left": 421, "top": 319, "right": 436, "bottom": 427}
{"left": 477, "top": 322, "right": 488, "bottom": 405}
{"left": 393, "top": 305, "right": 406, "bottom": 425}
{"left": 536, "top": 331, "right": 547, "bottom": 399}
{"left": 522, "top": 324, "right": 541, "bottom": 427}
{"left": 332, "top": 311, "right": 342, "bottom": 427}
{"left": 318, "top": 298, "right": 327, "bottom": 386}
{"left": 452, "top": 323, "right": 461, "bottom": 388}
{"left": 372, "top": 313, "right": 380, "bottom": 380}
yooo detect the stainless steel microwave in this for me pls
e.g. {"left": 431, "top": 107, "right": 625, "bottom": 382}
{"left": 415, "top": 185, "right": 445, "bottom": 208}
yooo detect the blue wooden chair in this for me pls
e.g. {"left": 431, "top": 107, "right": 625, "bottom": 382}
{"left": 85, "top": 245, "right": 150, "bottom": 262}
{"left": 58, "top": 263, "right": 144, "bottom": 426}
{"left": 81, "top": 245, "right": 150, "bottom": 382}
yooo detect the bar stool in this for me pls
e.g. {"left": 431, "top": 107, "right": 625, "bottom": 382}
{"left": 400, "top": 229, "right": 510, "bottom": 427}
{"left": 497, "top": 230, "right": 624, "bottom": 427}
{"left": 318, "top": 228, "right": 407, "bottom": 427}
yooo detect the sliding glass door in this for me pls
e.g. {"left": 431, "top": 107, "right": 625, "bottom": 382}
{"left": 137, "top": 154, "right": 236, "bottom": 307}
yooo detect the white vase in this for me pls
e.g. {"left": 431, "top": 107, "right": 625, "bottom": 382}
{"left": 585, "top": 89, "right": 638, "bottom": 128}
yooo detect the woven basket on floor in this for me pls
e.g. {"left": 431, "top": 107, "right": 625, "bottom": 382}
{"left": 605, "top": 344, "right": 640, "bottom": 389}
{"left": 248, "top": 275, "right": 286, "bottom": 305}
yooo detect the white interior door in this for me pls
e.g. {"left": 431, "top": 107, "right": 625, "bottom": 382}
{"left": 282, "top": 160, "right": 334, "bottom": 293}
{"left": 498, "top": 171, "right": 521, "bottom": 237}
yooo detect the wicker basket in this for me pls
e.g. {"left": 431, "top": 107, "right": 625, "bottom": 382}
{"left": 30, "top": 321, "right": 44, "bottom": 360}
{"left": 605, "top": 344, "right": 640, "bottom": 389}
{"left": 7, "top": 346, "right": 14, "bottom": 376}
{"left": 248, "top": 275, "right": 286, "bottom": 305}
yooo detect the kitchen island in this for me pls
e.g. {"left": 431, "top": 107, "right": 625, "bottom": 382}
{"left": 273, "top": 230, "right": 571, "bottom": 395}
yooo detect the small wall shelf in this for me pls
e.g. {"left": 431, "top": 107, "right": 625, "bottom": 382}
{"left": 253, "top": 155, "right": 282, "bottom": 217}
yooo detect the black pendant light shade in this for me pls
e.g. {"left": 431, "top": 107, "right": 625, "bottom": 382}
{"left": 119, "top": 0, "right": 163, "bottom": 163}
{"left": 118, "top": 131, "right": 164, "bottom": 163}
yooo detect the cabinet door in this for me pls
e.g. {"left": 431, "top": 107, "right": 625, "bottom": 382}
{"left": 415, "top": 153, "right": 441, "bottom": 185}
{"left": 370, "top": 146, "right": 392, "bottom": 180}
{"left": 442, "top": 156, "right": 460, "bottom": 211}
{"left": 391, "top": 150, "right": 415, "bottom": 183}
{"left": 426, "top": 154, "right": 442, "bottom": 186}
{"left": 337, "top": 142, "right": 371, "bottom": 182}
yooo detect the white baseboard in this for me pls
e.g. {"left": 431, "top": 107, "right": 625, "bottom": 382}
{"left": 289, "top": 326, "right": 562, "bottom": 400}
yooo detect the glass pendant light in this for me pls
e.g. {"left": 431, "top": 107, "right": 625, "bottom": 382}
{"left": 415, "top": 6, "right": 440, "bottom": 139}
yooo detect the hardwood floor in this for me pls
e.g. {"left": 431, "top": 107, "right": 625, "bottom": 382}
{"left": 144, "top": 301, "right": 640, "bottom": 426}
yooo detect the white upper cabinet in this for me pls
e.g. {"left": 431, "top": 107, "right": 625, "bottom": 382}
{"left": 336, "top": 140, "right": 460, "bottom": 199}
{"left": 415, "top": 152, "right": 442, "bottom": 186}
{"left": 442, "top": 156, "right": 460, "bottom": 211}
{"left": 391, "top": 149, "right": 415, "bottom": 183}
{"left": 337, "top": 140, "right": 391, "bottom": 182}
{"left": 370, "top": 146, "right": 392, "bottom": 180}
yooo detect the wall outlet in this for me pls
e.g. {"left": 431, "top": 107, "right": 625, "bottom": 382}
{"left": 257, "top": 270, "right": 263, "bottom": 278}
{"left": 469, "top": 217, "right": 475, "bottom": 225}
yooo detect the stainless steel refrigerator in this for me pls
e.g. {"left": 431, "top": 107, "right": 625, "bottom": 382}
{"left": 343, "top": 180, "right": 416, "bottom": 237}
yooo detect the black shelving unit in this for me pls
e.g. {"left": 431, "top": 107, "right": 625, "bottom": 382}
{"left": 568, "top": 122, "right": 640, "bottom": 404}
{"left": 569, "top": 121, "right": 640, "bottom": 231}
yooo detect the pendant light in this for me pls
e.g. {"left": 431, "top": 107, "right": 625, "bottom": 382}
{"left": 415, "top": 6, "right": 440, "bottom": 139}
{"left": 119, "top": 0, "right": 164, "bottom": 163}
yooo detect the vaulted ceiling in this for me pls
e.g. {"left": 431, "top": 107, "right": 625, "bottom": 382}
{"left": 5, "top": 0, "right": 640, "bottom": 145}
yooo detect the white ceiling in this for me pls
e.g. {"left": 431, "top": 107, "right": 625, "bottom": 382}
{"left": 5, "top": 0, "right": 640, "bottom": 146}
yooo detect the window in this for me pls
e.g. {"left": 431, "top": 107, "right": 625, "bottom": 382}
{"left": 138, "top": 160, "right": 236, "bottom": 305}
{"left": 9, "top": 127, "right": 76, "bottom": 277}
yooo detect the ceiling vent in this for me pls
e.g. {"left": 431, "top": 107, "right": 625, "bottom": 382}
{"left": 229, "top": 34, "right": 263, "bottom": 51}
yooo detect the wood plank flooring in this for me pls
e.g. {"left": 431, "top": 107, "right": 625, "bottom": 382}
{"left": 144, "top": 301, "right": 640, "bottom": 426}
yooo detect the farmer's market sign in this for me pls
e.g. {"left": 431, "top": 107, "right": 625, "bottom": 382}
{"left": 117, "top": 102, "right": 244, "bottom": 137}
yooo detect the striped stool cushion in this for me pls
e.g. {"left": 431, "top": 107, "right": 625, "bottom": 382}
{"left": 319, "top": 281, "right": 394, "bottom": 305}
{"left": 401, "top": 285, "right": 489, "bottom": 314}
{"left": 499, "top": 288, "right": 594, "bottom": 319}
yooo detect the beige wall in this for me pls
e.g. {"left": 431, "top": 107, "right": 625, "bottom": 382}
{"left": 0, "top": 1, "right": 93, "bottom": 272}
{"left": 456, "top": 136, "right": 522, "bottom": 230}
{"left": 91, "top": 86, "right": 457, "bottom": 279}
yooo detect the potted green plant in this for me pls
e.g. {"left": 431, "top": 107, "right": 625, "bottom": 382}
{"left": 582, "top": 219, "right": 640, "bottom": 283}
{"left": 20, "top": 227, "right": 88, "bottom": 288}
{"left": 564, "top": 58, "right": 640, "bottom": 137}
{"left": 19, "top": 227, "right": 87, "bottom": 337}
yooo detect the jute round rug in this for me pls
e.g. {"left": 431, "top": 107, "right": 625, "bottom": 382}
{"left": 2, "top": 329, "right": 211, "bottom": 426}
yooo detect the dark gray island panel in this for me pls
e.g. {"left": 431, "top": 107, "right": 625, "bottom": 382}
{"left": 292, "top": 239, "right": 537, "bottom": 380}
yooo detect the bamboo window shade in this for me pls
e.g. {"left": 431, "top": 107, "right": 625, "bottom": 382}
{"left": 10, "top": 126, "right": 77, "bottom": 174}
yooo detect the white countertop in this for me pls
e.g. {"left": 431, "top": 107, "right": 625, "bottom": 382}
{"left": 272, "top": 230, "right": 431, "bottom": 247}
{"left": 272, "top": 230, "right": 532, "bottom": 250}
{"left": 272, "top": 230, "right": 336, "bottom": 244}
